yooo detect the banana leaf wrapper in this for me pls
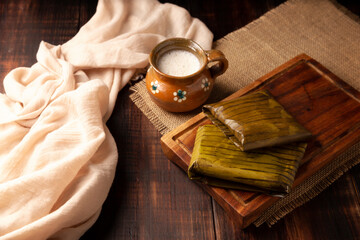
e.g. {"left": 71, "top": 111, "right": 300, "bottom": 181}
{"left": 202, "top": 90, "right": 311, "bottom": 151}
{"left": 188, "top": 125, "right": 307, "bottom": 195}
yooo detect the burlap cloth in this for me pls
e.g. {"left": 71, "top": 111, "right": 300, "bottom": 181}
{"left": 129, "top": 0, "right": 360, "bottom": 227}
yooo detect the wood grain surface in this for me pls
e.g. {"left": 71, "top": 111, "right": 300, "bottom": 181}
{"left": 1, "top": 1, "right": 360, "bottom": 239}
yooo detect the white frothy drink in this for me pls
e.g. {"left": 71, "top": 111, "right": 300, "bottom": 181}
{"left": 157, "top": 49, "right": 201, "bottom": 77}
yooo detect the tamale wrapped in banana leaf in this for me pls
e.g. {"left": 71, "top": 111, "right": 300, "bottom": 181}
{"left": 188, "top": 125, "right": 307, "bottom": 195}
{"left": 203, "top": 90, "right": 311, "bottom": 151}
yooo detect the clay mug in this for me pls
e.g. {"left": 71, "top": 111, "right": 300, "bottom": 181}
{"left": 145, "top": 38, "right": 228, "bottom": 112}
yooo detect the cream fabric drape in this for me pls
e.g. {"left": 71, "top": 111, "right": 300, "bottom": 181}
{"left": 0, "top": 0, "right": 213, "bottom": 239}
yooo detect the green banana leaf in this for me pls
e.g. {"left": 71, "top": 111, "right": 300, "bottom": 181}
{"left": 188, "top": 125, "right": 307, "bottom": 195}
{"left": 203, "top": 90, "right": 311, "bottom": 151}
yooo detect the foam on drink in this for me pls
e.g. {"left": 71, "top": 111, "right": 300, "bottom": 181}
{"left": 157, "top": 49, "right": 201, "bottom": 77}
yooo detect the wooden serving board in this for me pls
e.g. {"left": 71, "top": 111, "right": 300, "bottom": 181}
{"left": 160, "top": 54, "right": 360, "bottom": 228}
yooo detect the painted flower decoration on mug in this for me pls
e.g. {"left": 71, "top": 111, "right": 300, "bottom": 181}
{"left": 150, "top": 80, "right": 159, "bottom": 94}
{"left": 173, "top": 89, "right": 187, "bottom": 102}
{"left": 201, "top": 78, "right": 210, "bottom": 91}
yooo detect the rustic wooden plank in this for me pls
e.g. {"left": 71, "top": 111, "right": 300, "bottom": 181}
{"left": 212, "top": 198, "right": 290, "bottom": 240}
{"left": 288, "top": 173, "right": 360, "bottom": 239}
{"left": 159, "top": 0, "right": 285, "bottom": 41}
{"left": 212, "top": 170, "right": 360, "bottom": 239}
{"left": 1, "top": 0, "right": 360, "bottom": 239}
{"left": 211, "top": 173, "right": 360, "bottom": 240}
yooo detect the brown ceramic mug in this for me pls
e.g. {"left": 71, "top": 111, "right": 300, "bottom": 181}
{"left": 145, "top": 38, "right": 228, "bottom": 112}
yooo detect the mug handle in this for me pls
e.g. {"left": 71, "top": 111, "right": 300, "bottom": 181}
{"left": 205, "top": 49, "right": 229, "bottom": 79}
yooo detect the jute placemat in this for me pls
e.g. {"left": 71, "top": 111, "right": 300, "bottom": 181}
{"left": 129, "top": 0, "right": 360, "bottom": 226}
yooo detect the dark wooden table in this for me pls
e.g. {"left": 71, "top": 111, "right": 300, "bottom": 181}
{"left": 1, "top": 1, "right": 360, "bottom": 239}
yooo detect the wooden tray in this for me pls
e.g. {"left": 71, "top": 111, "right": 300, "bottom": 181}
{"left": 160, "top": 54, "right": 360, "bottom": 228}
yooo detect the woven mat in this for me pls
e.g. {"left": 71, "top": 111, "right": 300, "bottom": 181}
{"left": 129, "top": 0, "right": 360, "bottom": 227}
